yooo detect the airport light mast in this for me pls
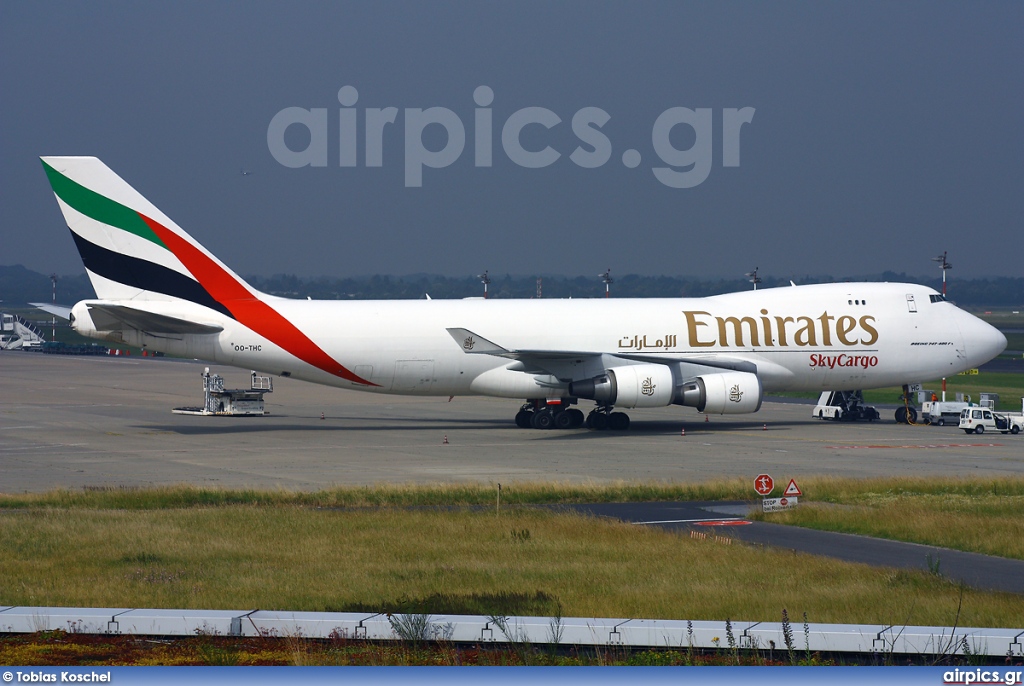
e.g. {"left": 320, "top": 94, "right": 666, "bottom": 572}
{"left": 745, "top": 268, "right": 761, "bottom": 291}
{"left": 50, "top": 273, "right": 58, "bottom": 340}
{"left": 600, "top": 269, "right": 613, "bottom": 298}
{"left": 931, "top": 252, "right": 952, "bottom": 403}
{"left": 478, "top": 270, "right": 491, "bottom": 299}
{"left": 931, "top": 252, "right": 952, "bottom": 297}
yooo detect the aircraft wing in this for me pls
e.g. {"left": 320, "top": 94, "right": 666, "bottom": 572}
{"left": 86, "top": 304, "right": 224, "bottom": 335}
{"left": 446, "top": 328, "right": 595, "bottom": 360}
{"left": 445, "top": 328, "right": 758, "bottom": 377}
{"left": 28, "top": 302, "right": 73, "bottom": 320}
{"left": 615, "top": 352, "right": 758, "bottom": 375}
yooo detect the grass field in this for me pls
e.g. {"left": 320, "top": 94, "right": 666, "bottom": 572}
{"left": 1, "top": 479, "right": 1023, "bottom": 630}
{"left": 751, "top": 477, "right": 1024, "bottom": 560}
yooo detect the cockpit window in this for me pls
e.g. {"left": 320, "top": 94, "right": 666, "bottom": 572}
{"left": 930, "top": 294, "right": 947, "bottom": 303}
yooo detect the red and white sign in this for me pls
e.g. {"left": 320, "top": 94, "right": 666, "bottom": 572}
{"left": 754, "top": 473, "right": 774, "bottom": 496}
{"left": 762, "top": 496, "right": 798, "bottom": 513}
{"left": 784, "top": 479, "right": 802, "bottom": 496}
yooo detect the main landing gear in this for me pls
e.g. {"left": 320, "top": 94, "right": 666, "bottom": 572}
{"left": 514, "top": 400, "right": 630, "bottom": 431}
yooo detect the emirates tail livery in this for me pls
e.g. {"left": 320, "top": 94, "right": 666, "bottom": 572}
{"left": 41, "top": 156, "right": 1006, "bottom": 430}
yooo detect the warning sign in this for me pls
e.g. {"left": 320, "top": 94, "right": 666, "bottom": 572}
{"left": 784, "top": 479, "right": 802, "bottom": 496}
{"left": 763, "top": 496, "right": 798, "bottom": 513}
{"left": 754, "top": 474, "right": 774, "bottom": 496}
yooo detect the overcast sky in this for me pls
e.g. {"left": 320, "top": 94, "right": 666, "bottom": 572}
{"left": 2, "top": 1, "right": 1021, "bottom": 281}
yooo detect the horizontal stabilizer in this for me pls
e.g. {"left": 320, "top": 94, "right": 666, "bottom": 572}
{"left": 87, "top": 304, "right": 223, "bottom": 334}
{"left": 28, "top": 302, "right": 73, "bottom": 320}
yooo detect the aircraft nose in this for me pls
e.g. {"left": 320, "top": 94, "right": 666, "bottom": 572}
{"left": 963, "top": 314, "right": 1006, "bottom": 367}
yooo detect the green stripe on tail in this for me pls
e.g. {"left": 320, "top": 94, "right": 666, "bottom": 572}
{"left": 41, "top": 160, "right": 167, "bottom": 249}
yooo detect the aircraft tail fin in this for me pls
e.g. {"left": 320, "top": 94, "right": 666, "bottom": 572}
{"left": 40, "top": 156, "right": 254, "bottom": 317}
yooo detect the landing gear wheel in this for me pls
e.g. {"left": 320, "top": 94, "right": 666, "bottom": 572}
{"left": 895, "top": 407, "right": 907, "bottom": 424}
{"left": 554, "top": 411, "right": 574, "bottom": 430}
{"left": 567, "top": 408, "right": 585, "bottom": 428}
{"left": 974, "top": 424, "right": 984, "bottom": 435}
{"left": 587, "top": 412, "right": 608, "bottom": 430}
{"left": 608, "top": 412, "right": 630, "bottom": 431}
{"left": 515, "top": 410, "right": 534, "bottom": 428}
{"left": 531, "top": 410, "right": 554, "bottom": 430}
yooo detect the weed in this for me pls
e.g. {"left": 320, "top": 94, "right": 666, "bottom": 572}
{"left": 781, "top": 608, "right": 795, "bottom": 665}
{"left": 546, "top": 602, "right": 564, "bottom": 647}
{"left": 725, "top": 618, "right": 739, "bottom": 665}
{"left": 196, "top": 642, "right": 239, "bottom": 666}
{"left": 803, "top": 612, "right": 811, "bottom": 664}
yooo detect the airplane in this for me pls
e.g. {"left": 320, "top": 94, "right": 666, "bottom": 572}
{"left": 39, "top": 156, "right": 1007, "bottom": 430}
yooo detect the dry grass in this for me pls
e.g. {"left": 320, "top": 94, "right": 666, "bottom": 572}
{"left": 752, "top": 477, "right": 1024, "bottom": 559}
{"left": 0, "top": 479, "right": 758, "bottom": 509}
{"left": 1, "top": 506, "right": 1021, "bottom": 628}
{"left": 3, "top": 475, "right": 1023, "bottom": 510}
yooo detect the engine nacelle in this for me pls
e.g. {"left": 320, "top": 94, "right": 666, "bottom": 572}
{"left": 568, "top": 364, "right": 676, "bottom": 408}
{"left": 676, "top": 371, "right": 763, "bottom": 414}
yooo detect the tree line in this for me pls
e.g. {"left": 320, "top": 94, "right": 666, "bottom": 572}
{"left": 2, "top": 264, "right": 1021, "bottom": 307}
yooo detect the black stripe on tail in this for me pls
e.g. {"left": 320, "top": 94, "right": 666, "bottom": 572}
{"left": 71, "top": 232, "right": 233, "bottom": 318}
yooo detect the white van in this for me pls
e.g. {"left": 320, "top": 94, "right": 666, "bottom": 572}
{"left": 959, "top": 408, "right": 1022, "bottom": 435}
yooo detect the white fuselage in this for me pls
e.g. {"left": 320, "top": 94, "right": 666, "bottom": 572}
{"left": 78, "top": 281, "right": 1006, "bottom": 404}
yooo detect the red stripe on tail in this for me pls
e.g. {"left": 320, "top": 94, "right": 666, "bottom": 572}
{"left": 139, "top": 213, "right": 376, "bottom": 386}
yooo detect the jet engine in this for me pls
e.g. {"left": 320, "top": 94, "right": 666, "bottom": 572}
{"left": 676, "top": 371, "right": 762, "bottom": 414}
{"left": 568, "top": 364, "right": 676, "bottom": 408}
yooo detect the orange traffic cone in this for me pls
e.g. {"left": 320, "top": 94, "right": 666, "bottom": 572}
{"left": 680, "top": 427, "right": 686, "bottom": 437}
{"left": 705, "top": 415, "right": 709, "bottom": 423}
{"left": 762, "top": 423, "right": 767, "bottom": 431}
{"left": 443, "top": 434, "right": 449, "bottom": 445}
{"left": 320, "top": 412, "right": 325, "bottom": 420}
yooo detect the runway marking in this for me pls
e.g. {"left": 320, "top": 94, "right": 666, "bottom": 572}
{"left": 0, "top": 443, "right": 88, "bottom": 452}
{"left": 826, "top": 443, "right": 1002, "bottom": 450}
{"left": 634, "top": 517, "right": 746, "bottom": 525}
{"left": 693, "top": 520, "right": 752, "bottom": 526}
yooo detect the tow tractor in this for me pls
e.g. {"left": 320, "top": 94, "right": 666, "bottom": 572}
{"left": 812, "top": 391, "right": 880, "bottom": 422}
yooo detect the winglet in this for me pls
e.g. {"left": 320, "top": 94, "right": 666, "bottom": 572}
{"left": 445, "top": 328, "right": 510, "bottom": 355}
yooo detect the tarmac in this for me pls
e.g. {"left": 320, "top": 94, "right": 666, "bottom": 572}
{"left": 2, "top": 353, "right": 1022, "bottom": 493}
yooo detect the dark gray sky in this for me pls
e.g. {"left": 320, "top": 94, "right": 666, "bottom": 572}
{"left": 2, "top": 1, "right": 1021, "bottom": 280}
